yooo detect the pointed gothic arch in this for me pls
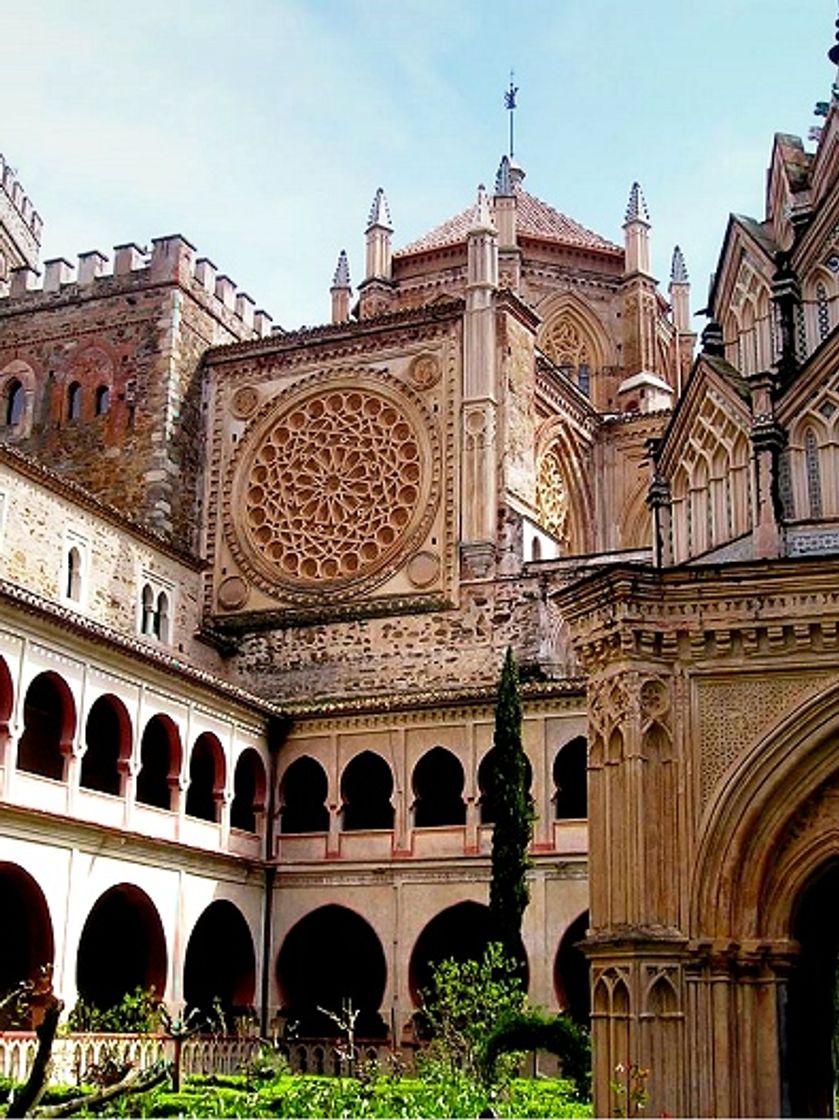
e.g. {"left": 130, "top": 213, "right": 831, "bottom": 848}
{"left": 618, "top": 478, "right": 652, "bottom": 551}
{"left": 534, "top": 421, "right": 595, "bottom": 554}
{"left": 536, "top": 292, "right": 613, "bottom": 372}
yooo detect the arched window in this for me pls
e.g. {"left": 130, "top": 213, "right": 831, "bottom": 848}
{"left": 67, "top": 381, "right": 82, "bottom": 421}
{"left": 66, "top": 547, "right": 82, "bottom": 601}
{"left": 156, "top": 592, "right": 170, "bottom": 643}
{"left": 141, "top": 584, "right": 155, "bottom": 635}
{"left": 804, "top": 429, "right": 823, "bottom": 519}
{"left": 553, "top": 736, "right": 588, "bottom": 819}
{"left": 5, "top": 379, "right": 24, "bottom": 427}
{"left": 341, "top": 752, "right": 394, "bottom": 831}
{"left": 81, "top": 694, "right": 131, "bottom": 796}
{"left": 280, "top": 756, "right": 329, "bottom": 833}
{"left": 478, "top": 746, "right": 533, "bottom": 825}
{"left": 230, "top": 749, "right": 267, "bottom": 833}
{"left": 185, "top": 733, "right": 225, "bottom": 822}
{"left": 412, "top": 747, "right": 465, "bottom": 827}
{"left": 95, "top": 385, "right": 111, "bottom": 415}
{"left": 136, "top": 714, "right": 181, "bottom": 810}
{"left": 17, "top": 672, "right": 76, "bottom": 781}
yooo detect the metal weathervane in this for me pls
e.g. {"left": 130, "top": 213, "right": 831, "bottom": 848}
{"left": 504, "top": 72, "right": 518, "bottom": 160}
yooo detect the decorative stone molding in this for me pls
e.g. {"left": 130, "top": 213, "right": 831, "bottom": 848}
{"left": 697, "top": 670, "right": 835, "bottom": 806}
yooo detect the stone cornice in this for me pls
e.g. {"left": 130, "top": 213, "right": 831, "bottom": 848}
{"left": 0, "top": 578, "right": 280, "bottom": 719}
{"left": 552, "top": 557, "right": 839, "bottom": 667}
{"left": 0, "top": 801, "right": 265, "bottom": 878}
{"left": 204, "top": 299, "right": 465, "bottom": 367}
{"left": 282, "top": 677, "right": 585, "bottom": 723}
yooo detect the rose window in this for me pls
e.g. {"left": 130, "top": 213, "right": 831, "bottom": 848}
{"left": 227, "top": 377, "right": 439, "bottom": 598}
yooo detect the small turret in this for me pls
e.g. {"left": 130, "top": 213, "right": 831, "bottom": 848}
{"left": 493, "top": 155, "right": 517, "bottom": 250}
{"left": 365, "top": 187, "right": 392, "bottom": 281}
{"left": 330, "top": 249, "right": 352, "bottom": 324}
{"left": 466, "top": 185, "right": 498, "bottom": 294}
{"left": 359, "top": 188, "right": 395, "bottom": 319}
{"left": 669, "top": 245, "right": 690, "bottom": 332}
{"left": 623, "top": 182, "right": 651, "bottom": 275}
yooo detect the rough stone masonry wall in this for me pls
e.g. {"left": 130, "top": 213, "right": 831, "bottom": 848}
{"left": 0, "top": 456, "right": 219, "bottom": 670}
{"left": 229, "top": 565, "right": 567, "bottom": 702}
{"left": 0, "top": 263, "right": 255, "bottom": 552}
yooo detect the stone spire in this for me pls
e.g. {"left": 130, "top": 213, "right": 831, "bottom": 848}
{"left": 360, "top": 188, "right": 395, "bottom": 319}
{"left": 365, "top": 187, "right": 393, "bottom": 280}
{"left": 467, "top": 185, "right": 498, "bottom": 292}
{"left": 367, "top": 187, "right": 393, "bottom": 232}
{"left": 623, "top": 181, "right": 651, "bottom": 275}
{"left": 670, "top": 245, "right": 688, "bottom": 285}
{"left": 625, "top": 181, "right": 650, "bottom": 224}
{"left": 669, "top": 245, "right": 690, "bottom": 332}
{"left": 495, "top": 155, "right": 513, "bottom": 197}
{"left": 330, "top": 249, "right": 351, "bottom": 324}
{"left": 493, "top": 156, "right": 518, "bottom": 253}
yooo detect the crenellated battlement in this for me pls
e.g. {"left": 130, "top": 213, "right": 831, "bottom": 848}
{"left": 0, "top": 232, "right": 275, "bottom": 337}
{"left": 0, "top": 152, "right": 43, "bottom": 247}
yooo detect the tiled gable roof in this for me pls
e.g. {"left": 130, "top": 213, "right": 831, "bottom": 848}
{"left": 396, "top": 189, "right": 620, "bottom": 256}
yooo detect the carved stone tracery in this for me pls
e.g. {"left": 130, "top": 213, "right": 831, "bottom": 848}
{"left": 225, "top": 371, "right": 441, "bottom": 603}
{"left": 537, "top": 443, "right": 570, "bottom": 544}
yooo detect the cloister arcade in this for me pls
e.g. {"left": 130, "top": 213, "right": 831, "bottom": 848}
{"left": 277, "top": 735, "right": 586, "bottom": 838}
{"left": 0, "top": 654, "right": 268, "bottom": 845}
{"left": 0, "top": 628, "right": 590, "bottom": 1040}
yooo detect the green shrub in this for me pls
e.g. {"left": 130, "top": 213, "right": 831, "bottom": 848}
{"left": 67, "top": 987, "right": 160, "bottom": 1034}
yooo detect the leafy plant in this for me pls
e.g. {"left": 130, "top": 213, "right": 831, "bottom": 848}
{"left": 418, "top": 941, "right": 526, "bottom": 1082}
{"left": 481, "top": 1008, "right": 591, "bottom": 1100}
{"left": 67, "top": 987, "right": 160, "bottom": 1034}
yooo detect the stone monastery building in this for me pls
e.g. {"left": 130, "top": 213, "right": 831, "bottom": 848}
{"left": 2, "top": 25, "right": 839, "bottom": 1116}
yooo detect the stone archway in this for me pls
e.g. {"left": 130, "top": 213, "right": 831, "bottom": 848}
{"left": 553, "top": 911, "right": 590, "bottom": 1025}
{"left": 408, "top": 900, "right": 528, "bottom": 1005}
{"left": 183, "top": 900, "right": 256, "bottom": 1023}
{"left": 687, "top": 681, "right": 839, "bottom": 1118}
{"left": 76, "top": 884, "right": 167, "bottom": 1011}
{"left": 276, "top": 905, "right": 387, "bottom": 1037}
{"left": 783, "top": 861, "right": 839, "bottom": 1116}
{"left": 0, "top": 863, "right": 54, "bottom": 1027}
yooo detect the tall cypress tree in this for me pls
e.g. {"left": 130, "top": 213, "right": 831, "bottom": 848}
{"left": 489, "top": 647, "right": 534, "bottom": 961}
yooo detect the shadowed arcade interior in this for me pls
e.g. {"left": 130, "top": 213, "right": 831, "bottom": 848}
{"left": 408, "top": 900, "right": 528, "bottom": 1005}
{"left": 183, "top": 899, "right": 256, "bottom": 1023}
{"left": 276, "top": 904, "right": 387, "bottom": 1037}
{"left": 782, "top": 860, "right": 839, "bottom": 1118}
{"left": 0, "top": 863, "right": 54, "bottom": 1028}
{"left": 76, "top": 883, "right": 167, "bottom": 1010}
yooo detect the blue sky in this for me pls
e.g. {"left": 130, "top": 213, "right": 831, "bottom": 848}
{"left": 3, "top": 2, "right": 834, "bottom": 330}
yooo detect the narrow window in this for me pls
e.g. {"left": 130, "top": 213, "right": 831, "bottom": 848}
{"left": 805, "top": 429, "right": 823, "bottom": 519}
{"left": 141, "top": 584, "right": 156, "bottom": 635}
{"left": 95, "top": 385, "right": 110, "bottom": 415}
{"left": 156, "top": 592, "right": 170, "bottom": 643}
{"left": 66, "top": 547, "right": 82, "bottom": 601}
{"left": 5, "top": 380, "right": 23, "bottom": 426}
{"left": 578, "top": 364, "right": 590, "bottom": 396}
{"left": 67, "top": 381, "right": 82, "bottom": 421}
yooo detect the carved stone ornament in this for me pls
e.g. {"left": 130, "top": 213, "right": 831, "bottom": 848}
{"left": 217, "top": 575, "right": 250, "bottom": 611}
{"left": 224, "top": 370, "right": 441, "bottom": 604}
{"left": 406, "top": 550, "right": 440, "bottom": 588}
{"left": 231, "top": 385, "right": 260, "bottom": 419}
{"left": 408, "top": 353, "right": 441, "bottom": 390}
